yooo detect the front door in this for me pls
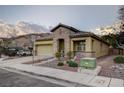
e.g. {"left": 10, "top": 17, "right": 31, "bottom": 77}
{"left": 58, "top": 39, "right": 64, "bottom": 56}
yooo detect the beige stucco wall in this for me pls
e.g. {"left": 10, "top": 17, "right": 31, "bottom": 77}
{"left": 70, "top": 37, "right": 90, "bottom": 52}
{"left": 35, "top": 37, "right": 109, "bottom": 57}
{"left": 91, "top": 37, "right": 109, "bottom": 57}
{"left": 35, "top": 40, "right": 53, "bottom": 45}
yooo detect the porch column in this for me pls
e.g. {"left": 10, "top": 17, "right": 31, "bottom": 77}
{"left": 64, "top": 37, "right": 70, "bottom": 55}
{"left": 70, "top": 40, "right": 73, "bottom": 51}
{"left": 53, "top": 38, "right": 58, "bottom": 55}
{"left": 85, "top": 37, "right": 92, "bottom": 52}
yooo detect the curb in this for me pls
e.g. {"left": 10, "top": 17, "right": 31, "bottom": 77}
{"left": 3, "top": 66, "right": 90, "bottom": 87}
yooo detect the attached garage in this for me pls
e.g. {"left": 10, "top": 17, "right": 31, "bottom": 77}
{"left": 35, "top": 40, "right": 53, "bottom": 56}
{"left": 36, "top": 44, "right": 53, "bottom": 56}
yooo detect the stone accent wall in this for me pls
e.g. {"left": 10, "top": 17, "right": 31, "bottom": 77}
{"left": 53, "top": 27, "right": 75, "bottom": 55}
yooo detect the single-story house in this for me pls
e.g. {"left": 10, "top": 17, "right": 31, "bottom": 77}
{"left": 34, "top": 23, "right": 110, "bottom": 58}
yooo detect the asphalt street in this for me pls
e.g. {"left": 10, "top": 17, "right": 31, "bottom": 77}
{"left": 0, "top": 68, "right": 63, "bottom": 87}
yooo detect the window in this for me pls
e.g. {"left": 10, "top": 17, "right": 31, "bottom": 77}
{"left": 76, "top": 45, "right": 82, "bottom": 51}
{"left": 74, "top": 40, "right": 85, "bottom": 51}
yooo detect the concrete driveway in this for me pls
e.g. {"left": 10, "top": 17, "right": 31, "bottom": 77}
{"left": 0, "top": 56, "right": 53, "bottom": 65}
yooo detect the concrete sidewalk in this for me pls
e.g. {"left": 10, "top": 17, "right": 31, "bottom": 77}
{"left": 0, "top": 63, "right": 124, "bottom": 87}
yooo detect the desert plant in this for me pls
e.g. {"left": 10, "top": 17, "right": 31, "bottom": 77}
{"left": 55, "top": 52, "right": 61, "bottom": 61}
{"left": 114, "top": 56, "right": 124, "bottom": 63}
{"left": 66, "top": 60, "right": 73, "bottom": 64}
{"left": 57, "top": 62, "right": 64, "bottom": 66}
{"left": 67, "top": 51, "right": 73, "bottom": 60}
{"left": 68, "top": 61, "right": 78, "bottom": 67}
{"left": 66, "top": 60, "right": 70, "bottom": 64}
{"left": 0, "top": 46, "right": 5, "bottom": 58}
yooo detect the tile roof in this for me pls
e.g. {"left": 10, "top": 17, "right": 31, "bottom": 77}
{"left": 36, "top": 23, "right": 110, "bottom": 45}
{"left": 36, "top": 34, "right": 53, "bottom": 41}
{"left": 51, "top": 23, "right": 84, "bottom": 33}
{"left": 70, "top": 32, "right": 110, "bottom": 45}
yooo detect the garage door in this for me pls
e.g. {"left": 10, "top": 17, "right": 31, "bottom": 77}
{"left": 37, "top": 44, "right": 53, "bottom": 56}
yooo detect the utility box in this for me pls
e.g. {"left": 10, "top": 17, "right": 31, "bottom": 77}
{"left": 80, "top": 58, "right": 96, "bottom": 69}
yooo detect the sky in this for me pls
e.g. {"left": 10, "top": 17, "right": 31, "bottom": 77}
{"left": 0, "top": 5, "right": 119, "bottom": 31}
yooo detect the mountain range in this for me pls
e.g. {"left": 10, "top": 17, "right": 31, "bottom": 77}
{"left": 0, "top": 21, "right": 49, "bottom": 38}
{"left": 0, "top": 20, "right": 122, "bottom": 38}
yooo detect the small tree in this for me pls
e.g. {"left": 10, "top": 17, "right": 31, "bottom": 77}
{"left": 55, "top": 52, "right": 61, "bottom": 62}
{"left": 67, "top": 51, "right": 73, "bottom": 60}
{"left": 0, "top": 46, "right": 4, "bottom": 58}
{"left": 0, "top": 46, "right": 2, "bottom": 58}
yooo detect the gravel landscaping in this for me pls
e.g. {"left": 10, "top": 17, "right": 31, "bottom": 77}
{"left": 38, "top": 61, "right": 78, "bottom": 72}
{"left": 27, "top": 55, "right": 124, "bottom": 79}
{"left": 97, "top": 55, "right": 124, "bottom": 79}
{"left": 23, "top": 57, "right": 54, "bottom": 64}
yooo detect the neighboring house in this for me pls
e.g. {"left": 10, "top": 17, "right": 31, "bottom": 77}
{"left": 9, "top": 33, "right": 51, "bottom": 49}
{"left": 35, "top": 23, "right": 110, "bottom": 58}
{"left": 0, "top": 37, "right": 11, "bottom": 47}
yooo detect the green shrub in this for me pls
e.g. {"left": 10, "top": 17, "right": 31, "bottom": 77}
{"left": 66, "top": 61, "right": 70, "bottom": 64}
{"left": 68, "top": 61, "right": 78, "bottom": 67}
{"left": 114, "top": 56, "right": 124, "bottom": 63}
{"left": 55, "top": 52, "right": 61, "bottom": 61}
{"left": 57, "top": 62, "right": 64, "bottom": 66}
{"left": 66, "top": 51, "right": 73, "bottom": 60}
{"left": 66, "top": 60, "right": 73, "bottom": 64}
